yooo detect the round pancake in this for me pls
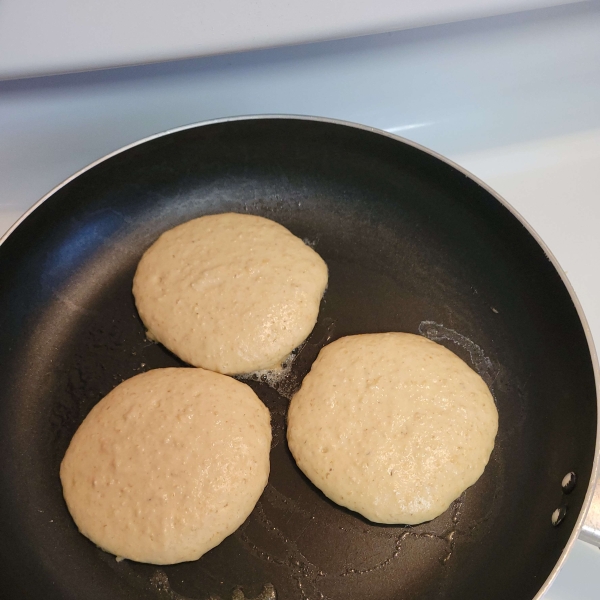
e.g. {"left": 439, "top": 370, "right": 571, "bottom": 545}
{"left": 133, "top": 213, "right": 328, "bottom": 375}
{"left": 287, "top": 333, "right": 498, "bottom": 524}
{"left": 60, "top": 368, "right": 271, "bottom": 564}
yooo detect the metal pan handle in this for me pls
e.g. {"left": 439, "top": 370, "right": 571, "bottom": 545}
{"left": 580, "top": 483, "right": 600, "bottom": 546}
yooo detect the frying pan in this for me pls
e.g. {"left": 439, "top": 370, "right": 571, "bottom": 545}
{"left": 0, "top": 116, "right": 597, "bottom": 600}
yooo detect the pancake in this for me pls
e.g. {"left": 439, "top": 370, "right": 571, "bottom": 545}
{"left": 60, "top": 368, "right": 271, "bottom": 564}
{"left": 133, "top": 213, "right": 328, "bottom": 375}
{"left": 287, "top": 333, "right": 498, "bottom": 524}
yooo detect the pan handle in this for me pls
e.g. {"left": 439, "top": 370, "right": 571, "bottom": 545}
{"left": 580, "top": 482, "right": 600, "bottom": 546}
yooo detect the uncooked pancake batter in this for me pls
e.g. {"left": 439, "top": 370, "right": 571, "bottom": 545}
{"left": 287, "top": 333, "right": 498, "bottom": 524}
{"left": 133, "top": 213, "right": 328, "bottom": 375}
{"left": 60, "top": 368, "right": 271, "bottom": 564}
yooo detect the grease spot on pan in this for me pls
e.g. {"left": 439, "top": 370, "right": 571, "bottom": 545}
{"left": 150, "top": 569, "right": 276, "bottom": 600}
{"left": 340, "top": 495, "right": 464, "bottom": 575}
{"left": 237, "top": 483, "right": 464, "bottom": 600}
{"left": 236, "top": 317, "right": 336, "bottom": 402}
{"left": 418, "top": 320, "right": 499, "bottom": 389}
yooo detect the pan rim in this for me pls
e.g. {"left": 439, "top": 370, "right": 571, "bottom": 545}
{"left": 1, "top": 113, "right": 597, "bottom": 600}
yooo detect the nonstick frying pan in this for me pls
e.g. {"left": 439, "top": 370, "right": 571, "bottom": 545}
{"left": 0, "top": 116, "right": 597, "bottom": 600}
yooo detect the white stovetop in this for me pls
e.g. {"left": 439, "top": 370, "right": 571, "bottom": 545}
{"left": 0, "top": 0, "right": 579, "bottom": 79}
{"left": 1, "top": 4, "right": 599, "bottom": 598}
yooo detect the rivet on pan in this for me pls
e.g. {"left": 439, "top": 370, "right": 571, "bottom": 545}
{"left": 562, "top": 472, "right": 577, "bottom": 494}
{"left": 552, "top": 506, "right": 567, "bottom": 527}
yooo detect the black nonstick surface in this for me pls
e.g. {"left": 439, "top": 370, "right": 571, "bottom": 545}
{"left": 0, "top": 117, "right": 596, "bottom": 600}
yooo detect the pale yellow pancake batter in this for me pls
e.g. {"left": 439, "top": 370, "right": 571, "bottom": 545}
{"left": 287, "top": 333, "right": 498, "bottom": 524}
{"left": 60, "top": 368, "right": 271, "bottom": 564}
{"left": 133, "top": 213, "right": 328, "bottom": 375}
